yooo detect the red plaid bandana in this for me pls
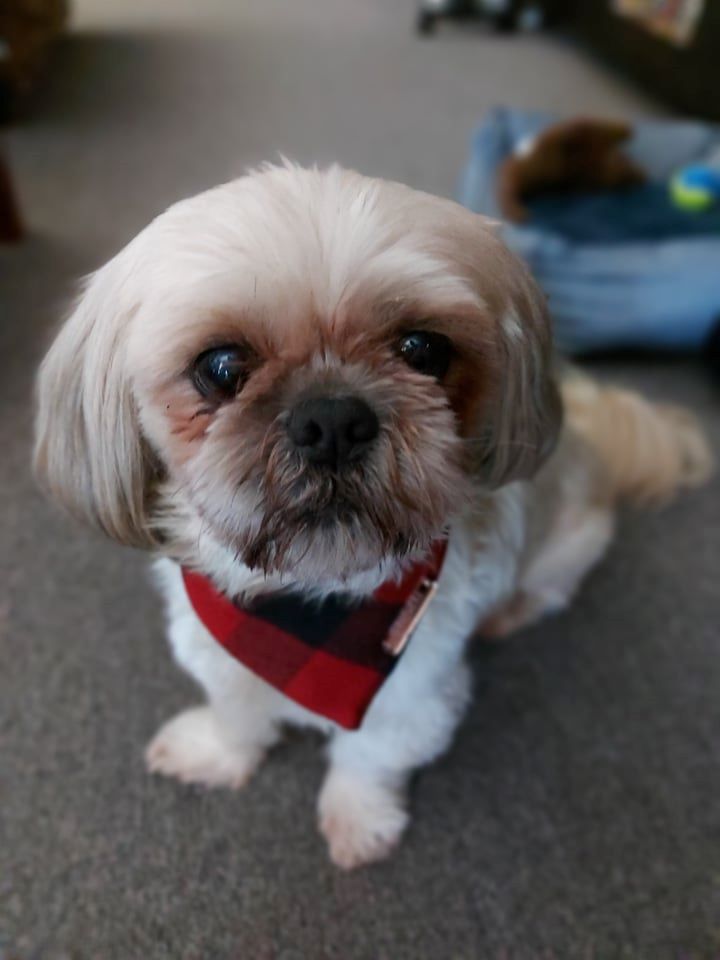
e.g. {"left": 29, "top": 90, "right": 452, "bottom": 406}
{"left": 181, "top": 541, "right": 447, "bottom": 730}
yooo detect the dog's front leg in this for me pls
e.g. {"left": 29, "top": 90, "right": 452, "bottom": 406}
{"left": 318, "top": 653, "right": 472, "bottom": 869}
{"left": 146, "top": 560, "right": 285, "bottom": 790}
{"left": 145, "top": 665, "right": 284, "bottom": 791}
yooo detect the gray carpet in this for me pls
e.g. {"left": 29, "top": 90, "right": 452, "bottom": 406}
{"left": 2, "top": 1, "right": 719, "bottom": 957}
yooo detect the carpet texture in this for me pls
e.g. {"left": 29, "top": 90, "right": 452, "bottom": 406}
{"left": 2, "top": 2, "right": 719, "bottom": 957}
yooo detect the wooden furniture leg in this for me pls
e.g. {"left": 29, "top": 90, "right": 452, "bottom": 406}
{"left": 0, "top": 149, "right": 23, "bottom": 243}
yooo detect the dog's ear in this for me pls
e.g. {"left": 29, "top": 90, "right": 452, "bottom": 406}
{"left": 477, "top": 250, "right": 562, "bottom": 488}
{"left": 34, "top": 252, "right": 158, "bottom": 547}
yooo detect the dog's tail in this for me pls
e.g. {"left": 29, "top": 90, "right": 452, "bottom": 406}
{"left": 562, "top": 372, "right": 713, "bottom": 506}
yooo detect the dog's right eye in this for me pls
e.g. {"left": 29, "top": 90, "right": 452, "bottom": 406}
{"left": 397, "top": 331, "right": 452, "bottom": 380}
{"left": 192, "top": 346, "right": 249, "bottom": 400}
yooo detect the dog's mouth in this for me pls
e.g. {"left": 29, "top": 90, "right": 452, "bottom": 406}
{"left": 237, "top": 467, "right": 431, "bottom": 577}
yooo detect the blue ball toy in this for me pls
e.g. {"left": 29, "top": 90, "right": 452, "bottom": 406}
{"left": 671, "top": 164, "right": 720, "bottom": 211}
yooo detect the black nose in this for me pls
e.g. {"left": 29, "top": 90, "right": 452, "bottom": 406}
{"left": 287, "top": 396, "right": 379, "bottom": 467}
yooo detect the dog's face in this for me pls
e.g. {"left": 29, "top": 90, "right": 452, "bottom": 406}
{"left": 35, "top": 164, "right": 560, "bottom": 586}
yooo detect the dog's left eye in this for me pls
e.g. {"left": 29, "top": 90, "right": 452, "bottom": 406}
{"left": 192, "top": 346, "right": 250, "bottom": 399}
{"left": 397, "top": 331, "right": 452, "bottom": 379}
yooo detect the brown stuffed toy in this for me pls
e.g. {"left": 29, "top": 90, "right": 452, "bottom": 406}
{"left": 497, "top": 118, "right": 646, "bottom": 223}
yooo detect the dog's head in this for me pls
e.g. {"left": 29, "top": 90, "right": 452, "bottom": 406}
{"left": 34, "top": 164, "right": 560, "bottom": 585}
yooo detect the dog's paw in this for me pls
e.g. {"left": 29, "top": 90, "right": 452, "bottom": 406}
{"left": 479, "top": 591, "right": 547, "bottom": 639}
{"left": 145, "top": 706, "right": 262, "bottom": 790}
{"left": 318, "top": 769, "right": 409, "bottom": 870}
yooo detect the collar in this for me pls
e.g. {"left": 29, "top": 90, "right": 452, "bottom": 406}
{"left": 181, "top": 540, "right": 447, "bottom": 730}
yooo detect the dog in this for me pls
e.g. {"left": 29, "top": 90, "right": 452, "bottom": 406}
{"left": 34, "top": 163, "right": 712, "bottom": 869}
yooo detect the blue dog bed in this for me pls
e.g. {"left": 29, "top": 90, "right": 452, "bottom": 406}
{"left": 458, "top": 108, "right": 720, "bottom": 353}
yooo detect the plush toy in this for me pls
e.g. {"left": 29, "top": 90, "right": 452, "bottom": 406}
{"left": 496, "top": 118, "right": 645, "bottom": 223}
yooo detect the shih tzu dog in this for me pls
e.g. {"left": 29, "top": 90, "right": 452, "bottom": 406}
{"left": 34, "top": 163, "right": 711, "bottom": 869}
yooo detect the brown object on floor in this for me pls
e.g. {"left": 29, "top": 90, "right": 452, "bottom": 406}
{"left": 0, "top": 0, "right": 69, "bottom": 120}
{"left": 497, "top": 117, "right": 646, "bottom": 223}
{"left": 0, "top": 149, "right": 22, "bottom": 242}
